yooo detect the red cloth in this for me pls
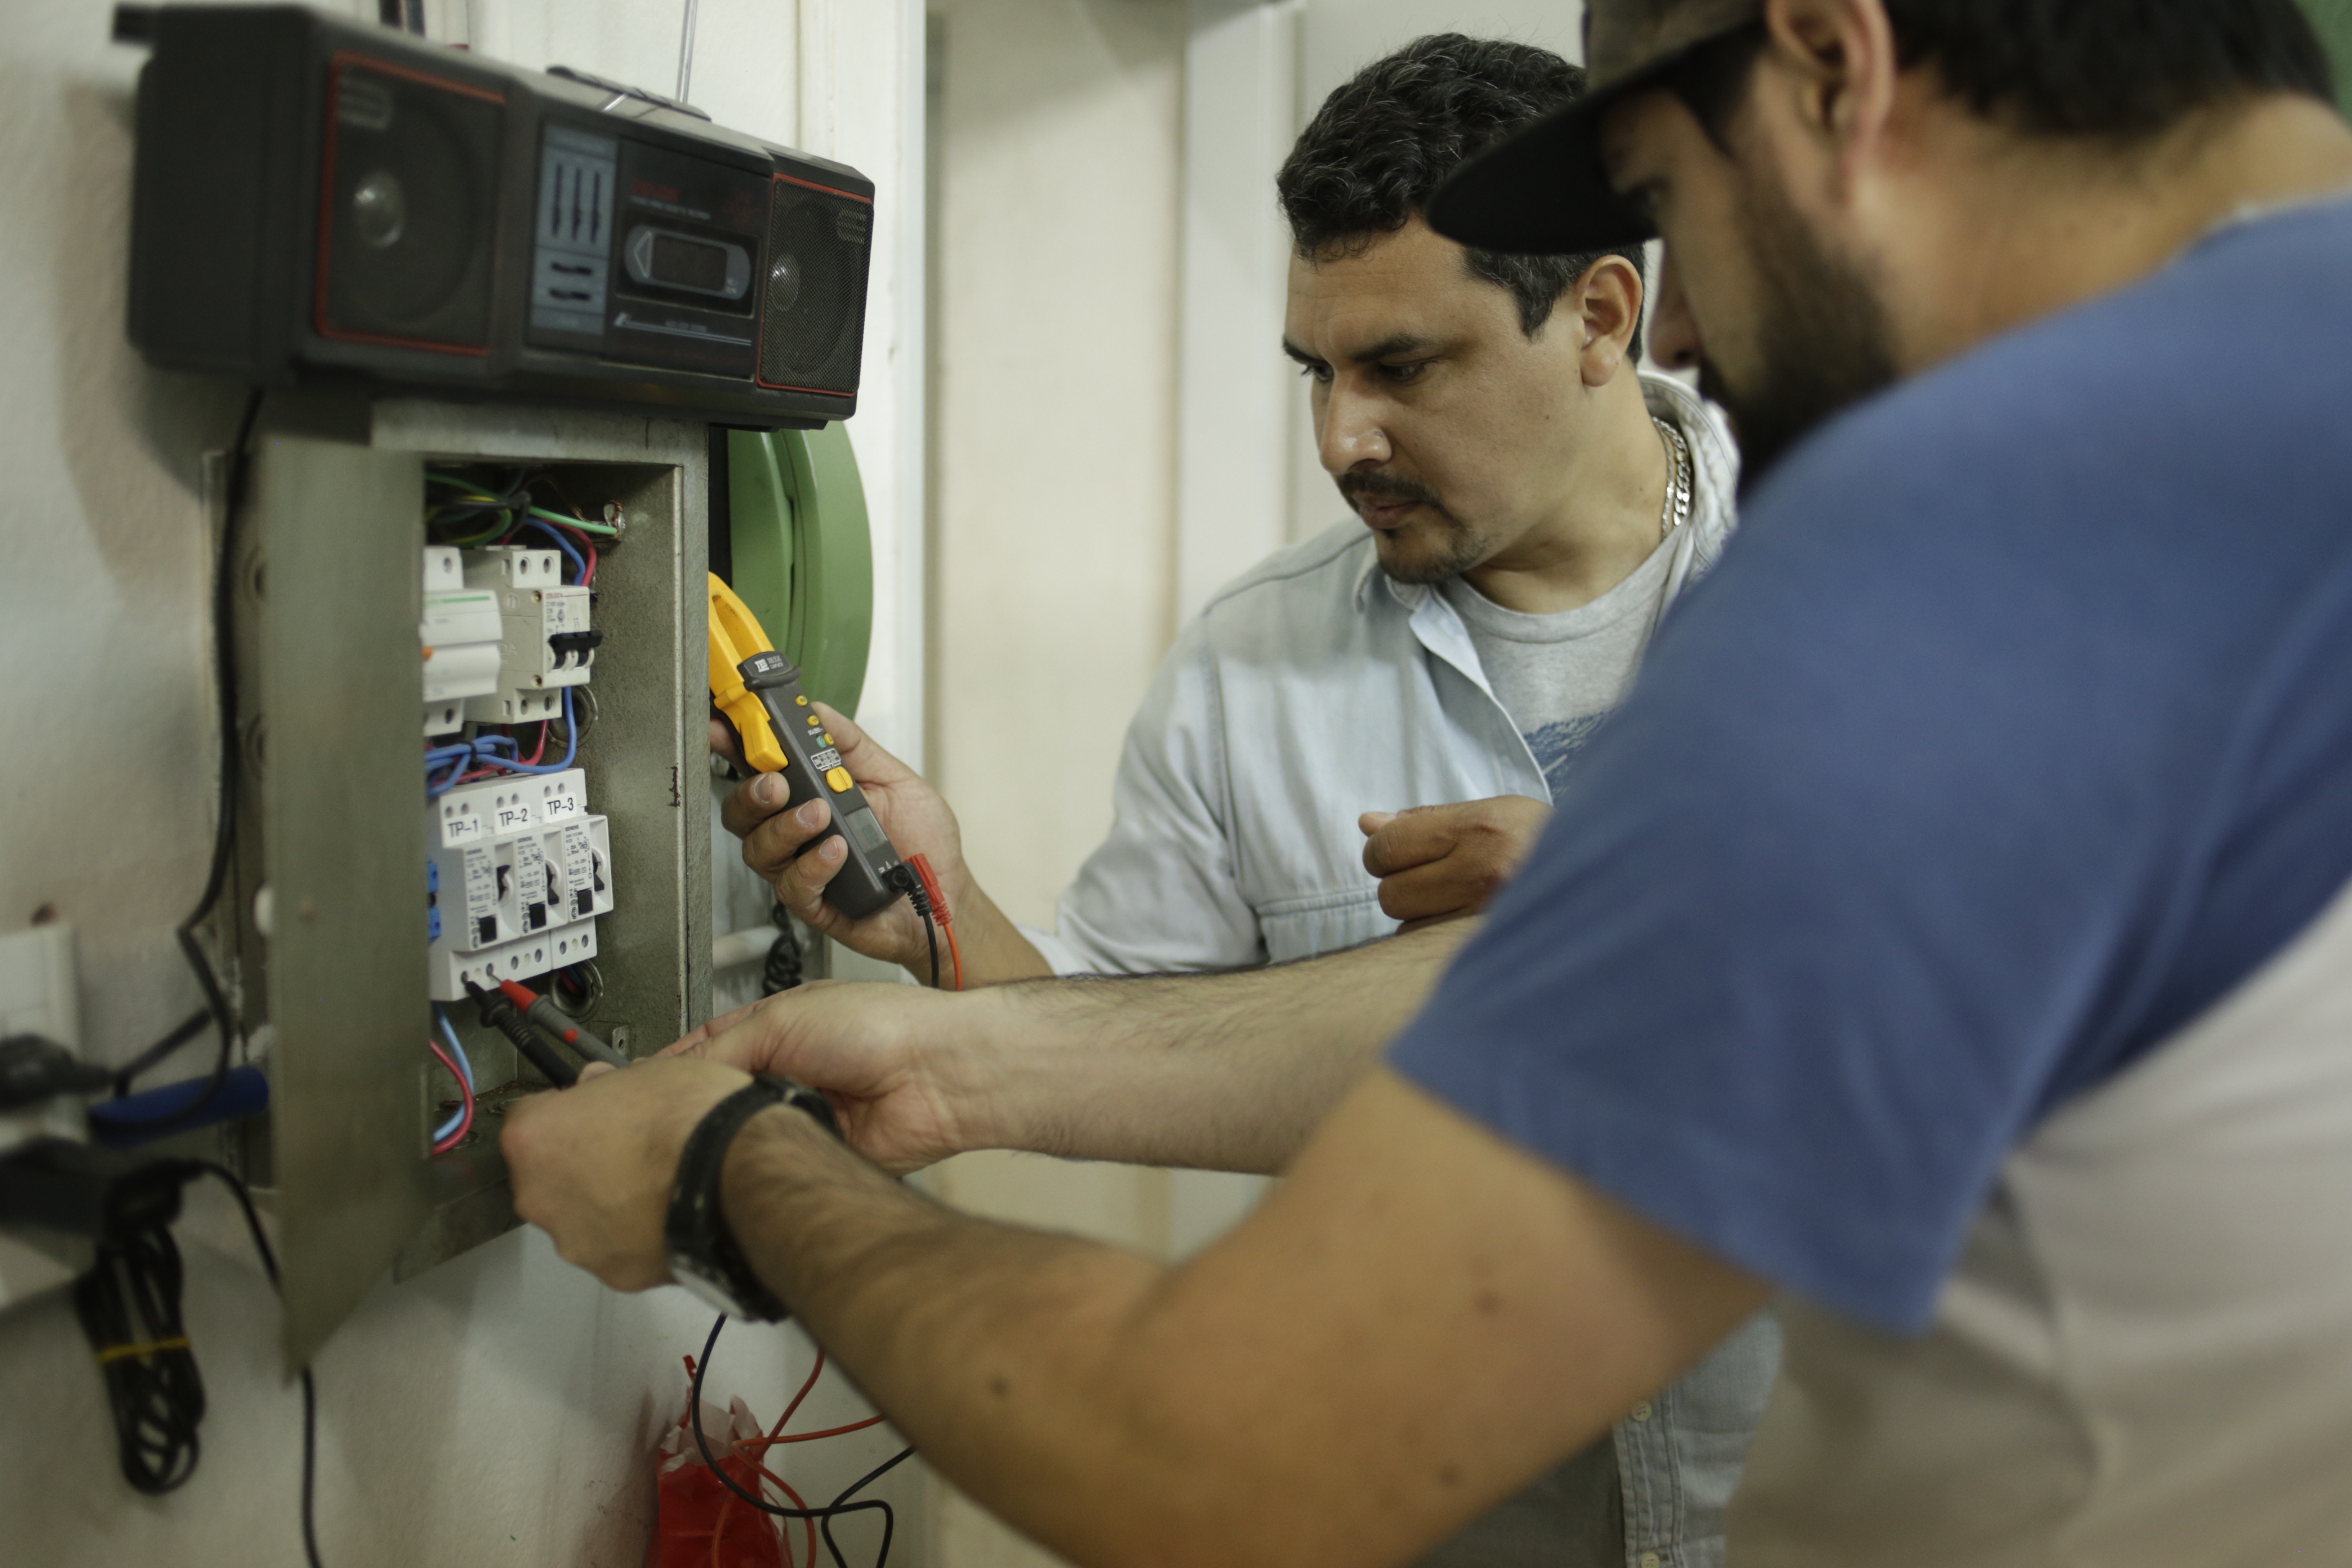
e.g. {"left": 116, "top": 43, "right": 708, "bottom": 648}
{"left": 649, "top": 1396, "right": 786, "bottom": 1568}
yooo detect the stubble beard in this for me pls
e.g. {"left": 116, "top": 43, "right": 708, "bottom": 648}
{"left": 1705, "top": 155, "right": 1901, "bottom": 492}
{"left": 1340, "top": 470, "right": 1494, "bottom": 585}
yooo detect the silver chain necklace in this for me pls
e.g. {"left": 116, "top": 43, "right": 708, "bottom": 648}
{"left": 1652, "top": 415, "right": 1693, "bottom": 540}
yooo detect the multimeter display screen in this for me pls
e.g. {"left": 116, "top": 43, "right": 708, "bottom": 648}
{"left": 841, "top": 805, "right": 890, "bottom": 856}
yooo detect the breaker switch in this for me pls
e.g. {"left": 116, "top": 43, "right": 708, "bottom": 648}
{"left": 548, "top": 629, "right": 605, "bottom": 668}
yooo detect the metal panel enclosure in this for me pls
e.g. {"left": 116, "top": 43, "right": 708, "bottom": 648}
{"left": 240, "top": 398, "right": 709, "bottom": 1367}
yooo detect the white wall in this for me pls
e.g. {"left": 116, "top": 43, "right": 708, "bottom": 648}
{"left": 0, "top": 3, "right": 929, "bottom": 1563}
{"left": 921, "top": 1, "right": 1186, "bottom": 1562}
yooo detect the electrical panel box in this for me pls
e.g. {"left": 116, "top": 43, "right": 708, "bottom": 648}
{"left": 220, "top": 397, "right": 710, "bottom": 1364}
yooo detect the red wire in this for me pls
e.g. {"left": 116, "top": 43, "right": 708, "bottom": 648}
{"left": 544, "top": 518, "right": 598, "bottom": 585}
{"left": 772, "top": 1349, "right": 827, "bottom": 1442}
{"left": 908, "top": 856, "right": 963, "bottom": 990}
{"left": 521, "top": 721, "right": 549, "bottom": 765}
{"left": 700, "top": 1349, "right": 835, "bottom": 1568}
{"left": 745, "top": 1416, "right": 888, "bottom": 1447}
{"left": 426, "top": 1037, "right": 475, "bottom": 1153}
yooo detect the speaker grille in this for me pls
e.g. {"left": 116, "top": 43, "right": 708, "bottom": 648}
{"left": 316, "top": 55, "right": 504, "bottom": 353}
{"left": 756, "top": 177, "right": 870, "bottom": 395}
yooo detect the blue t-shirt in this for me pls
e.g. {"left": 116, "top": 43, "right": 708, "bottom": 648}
{"left": 1389, "top": 197, "right": 2352, "bottom": 1335}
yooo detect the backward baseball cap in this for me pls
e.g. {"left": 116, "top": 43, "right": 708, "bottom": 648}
{"left": 1427, "top": 0, "right": 1763, "bottom": 255}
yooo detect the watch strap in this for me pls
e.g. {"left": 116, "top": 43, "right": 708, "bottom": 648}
{"left": 666, "top": 1075, "right": 838, "bottom": 1321}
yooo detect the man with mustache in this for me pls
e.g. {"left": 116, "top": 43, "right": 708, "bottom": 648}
{"left": 729, "top": 34, "right": 1741, "bottom": 983}
{"left": 508, "top": 0, "right": 2352, "bottom": 1562}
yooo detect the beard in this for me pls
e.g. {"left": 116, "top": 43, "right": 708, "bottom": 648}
{"left": 1704, "top": 157, "right": 1900, "bottom": 492}
{"left": 1338, "top": 468, "right": 1495, "bottom": 585}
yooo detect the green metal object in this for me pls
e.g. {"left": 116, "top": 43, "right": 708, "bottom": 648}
{"left": 2303, "top": 0, "right": 2352, "bottom": 115}
{"left": 725, "top": 424, "right": 874, "bottom": 718}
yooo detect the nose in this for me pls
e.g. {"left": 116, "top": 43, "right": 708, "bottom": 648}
{"left": 1647, "top": 248, "right": 1704, "bottom": 373}
{"left": 1319, "top": 378, "right": 1392, "bottom": 475}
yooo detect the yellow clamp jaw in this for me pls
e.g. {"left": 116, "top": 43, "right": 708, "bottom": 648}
{"left": 705, "top": 572, "right": 906, "bottom": 919}
{"left": 709, "top": 573, "right": 789, "bottom": 776}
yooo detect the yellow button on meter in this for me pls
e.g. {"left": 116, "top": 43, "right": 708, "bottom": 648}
{"left": 825, "top": 766, "right": 854, "bottom": 793}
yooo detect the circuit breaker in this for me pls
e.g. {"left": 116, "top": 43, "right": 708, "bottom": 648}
{"left": 426, "top": 769, "right": 612, "bottom": 999}
{"left": 460, "top": 545, "right": 602, "bottom": 725}
{"left": 421, "top": 545, "right": 502, "bottom": 735}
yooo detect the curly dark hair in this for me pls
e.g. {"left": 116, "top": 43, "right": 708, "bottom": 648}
{"left": 1278, "top": 34, "right": 1647, "bottom": 354}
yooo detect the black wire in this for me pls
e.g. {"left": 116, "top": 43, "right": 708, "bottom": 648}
{"left": 109, "top": 1008, "right": 210, "bottom": 1098}
{"left": 821, "top": 1444, "right": 916, "bottom": 1568}
{"left": 688, "top": 1315, "right": 913, "bottom": 1568}
{"left": 73, "top": 1219, "right": 204, "bottom": 1494}
{"left": 890, "top": 868, "right": 939, "bottom": 990}
{"left": 112, "top": 390, "right": 264, "bottom": 1122}
{"left": 763, "top": 902, "right": 805, "bottom": 997}
{"left": 181, "top": 1161, "right": 324, "bottom": 1568}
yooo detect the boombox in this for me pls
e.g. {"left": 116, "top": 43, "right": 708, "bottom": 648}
{"left": 119, "top": 5, "right": 872, "bottom": 428}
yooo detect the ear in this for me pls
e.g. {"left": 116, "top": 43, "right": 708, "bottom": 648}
{"left": 1761, "top": 0, "right": 1901, "bottom": 184}
{"left": 1571, "top": 253, "right": 1647, "bottom": 387}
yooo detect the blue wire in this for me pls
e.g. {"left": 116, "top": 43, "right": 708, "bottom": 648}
{"left": 435, "top": 1008, "right": 476, "bottom": 1093}
{"left": 430, "top": 1007, "right": 474, "bottom": 1145}
{"left": 488, "top": 689, "right": 581, "bottom": 774}
{"left": 509, "top": 518, "right": 585, "bottom": 582}
{"left": 426, "top": 750, "right": 475, "bottom": 799}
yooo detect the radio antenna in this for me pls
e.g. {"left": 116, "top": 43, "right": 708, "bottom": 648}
{"left": 675, "top": 0, "right": 700, "bottom": 104}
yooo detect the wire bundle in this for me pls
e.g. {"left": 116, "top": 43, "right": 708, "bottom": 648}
{"left": 426, "top": 687, "right": 585, "bottom": 797}
{"left": 425, "top": 469, "right": 616, "bottom": 584}
{"left": 427, "top": 1008, "right": 476, "bottom": 1154}
{"left": 689, "top": 1315, "right": 911, "bottom": 1568}
{"left": 74, "top": 1220, "right": 204, "bottom": 1494}
{"left": 68, "top": 1161, "right": 324, "bottom": 1567}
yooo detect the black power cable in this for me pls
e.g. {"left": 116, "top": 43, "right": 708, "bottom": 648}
{"left": 885, "top": 866, "right": 939, "bottom": 990}
{"left": 182, "top": 1161, "right": 325, "bottom": 1568}
{"left": 689, "top": 1314, "right": 915, "bottom": 1568}
{"left": 60, "top": 1153, "right": 323, "bottom": 1567}
{"left": 762, "top": 901, "right": 805, "bottom": 997}
{"left": 111, "top": 389, "right": 264, "bottom": 1123}
{"left": 74, "top": 1208, "right": 204, "bottom": 1493}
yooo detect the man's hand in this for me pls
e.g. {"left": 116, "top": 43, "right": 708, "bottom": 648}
{"left": 664, "top": 983, "right": 981, "bottom": 1174}
{"left": 1360, "top": 796, "right": 1552, "bottom": 930}
{"left": 717, "top": 703, "right": 961, "bottom": 970}
{"left": 502, "top": 1056, "right": 751, "bottom": 1291}
{"left": 715, "top": 703, "right": 1052, "bottom": 985}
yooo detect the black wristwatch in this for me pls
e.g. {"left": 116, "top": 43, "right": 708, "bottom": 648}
{"left": 666, "top": 1075, "right": 841, "bottom": 1321}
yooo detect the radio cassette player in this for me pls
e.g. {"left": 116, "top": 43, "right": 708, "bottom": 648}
{"left": 119, "top": 5, "right": 872, "bottom": 427}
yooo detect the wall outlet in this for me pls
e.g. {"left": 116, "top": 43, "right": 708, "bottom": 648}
{"left": 0, "top": 923, "right": 78, "bottom": 1048}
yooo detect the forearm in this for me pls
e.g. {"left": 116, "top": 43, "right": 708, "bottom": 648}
{"left": 948, "top": 921, "right": 1477, "bottom": 1173}
{"left": 936, "top": 879, "right": 1057, "bottom": 986}
{"left": 726, "top": 1114, "right": 1180, "bottom": 1563}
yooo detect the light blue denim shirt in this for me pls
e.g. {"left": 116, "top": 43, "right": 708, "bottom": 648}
{"left": 1030, "top": 373, "right": 1778, "bottom": 1568}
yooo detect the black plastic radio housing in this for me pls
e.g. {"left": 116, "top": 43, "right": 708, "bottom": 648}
{"left": 122, "top": 5, "right": 874, "bottom": 429}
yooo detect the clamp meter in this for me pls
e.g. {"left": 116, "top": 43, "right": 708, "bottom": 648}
{"left": 708, "top": 574, "right": 907, "bottom": 919}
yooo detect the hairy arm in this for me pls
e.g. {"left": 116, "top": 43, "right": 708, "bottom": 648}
{"left": 676, "top": 920, "right": 1480, "bottom": 1174}
{"left": 505, "top": 1061, "right": 1767, "bottom": 1568}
